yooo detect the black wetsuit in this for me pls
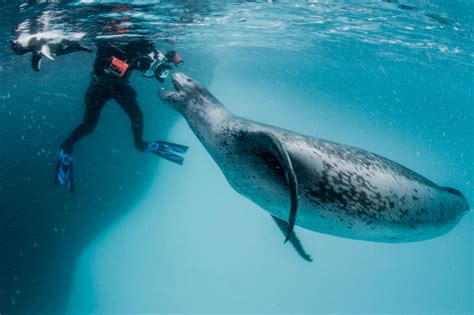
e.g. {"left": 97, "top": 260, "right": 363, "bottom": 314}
{"left": 61, "top": 39, "right": 156, "bottom": 152}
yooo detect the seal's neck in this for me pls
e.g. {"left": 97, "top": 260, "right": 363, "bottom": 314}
{"left": 180, "top": 94, "right": 231, "bottom": 145}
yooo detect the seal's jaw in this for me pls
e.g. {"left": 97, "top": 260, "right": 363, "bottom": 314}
{"left": 172, "top": 74, "right": 183, "bottom": 92}
{"left": 171, "top": 72, "right": 200, "bottom": 92}
{"left": 160, "top": 72, "right": 218, "bottom": 115}
{"left": 159, "top": 72, "right": 194, "bottom": 112}
{"left": 159, "top": 89, "right": 184, "bottom": 107}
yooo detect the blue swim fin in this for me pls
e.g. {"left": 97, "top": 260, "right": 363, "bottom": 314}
{"left": 146, "top": 140, "right": 189, "bottom": 165}
{"left": 154, "top": 140, "right": 189, "bottom": 154}
{"left": 55, "top": 149, "right": 74, "bottom": 192}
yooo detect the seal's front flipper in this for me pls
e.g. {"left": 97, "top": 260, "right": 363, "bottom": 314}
{"left": 31, "top": 45, "right": 55, "bottom": 71}
{"left": 240, "top": 130, "right": 299, "bottom": 242}
{"left": 271, "top": 215, "right": 312, "bottom": 262}
{"left": 31, "top": 53, "right": 42, "bottom": 72}
{"left": 40, "top": 44, "right": 55, "bottom": 61}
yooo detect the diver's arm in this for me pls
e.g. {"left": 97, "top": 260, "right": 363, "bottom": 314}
{"left": 139, "top": 47, "right": 183, "bottom": 82}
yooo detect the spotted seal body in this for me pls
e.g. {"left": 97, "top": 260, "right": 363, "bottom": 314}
{"left": 160, "top": 73, "right": 469, "bottom": 244}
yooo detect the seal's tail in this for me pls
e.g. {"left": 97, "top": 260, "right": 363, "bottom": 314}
{"left": 443, "top": 187, "right": 470, "bottom": 210}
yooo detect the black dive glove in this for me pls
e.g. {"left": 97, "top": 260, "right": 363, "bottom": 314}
{"left": 165, "top": 50, "right": 183, "bottom": 67}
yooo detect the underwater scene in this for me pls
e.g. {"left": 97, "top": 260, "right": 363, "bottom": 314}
{"left": 0, "top": 1, "right": 472, "bottom": 314}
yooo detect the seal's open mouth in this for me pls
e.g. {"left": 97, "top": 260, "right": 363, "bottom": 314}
{"left": 160, "top": 72, "right": 190, "bottom": 103}
{"left": 160, "top": 74, "right": 183, "bottom": 103}
{"left": 172, "top": 76, "right": 182, "bottom": 91}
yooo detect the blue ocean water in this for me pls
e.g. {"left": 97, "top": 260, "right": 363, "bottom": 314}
{"left": 0, "top": 1, "right": 472, "bottom": 314}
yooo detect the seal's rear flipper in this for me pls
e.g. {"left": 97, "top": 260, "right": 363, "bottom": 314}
{"left": 443, "top": 186, "right": 470, "bottom": 209}
{"left": 443, "top": 187, "right": 466, "bottom": 199}
{"left": 79, "top": 45, "right": 93, "bottom": 53}
{"left": 69, "top": 40, "right": 93, "bottom": 53}
{"left": 239, "top": 130, "right": 299, "bottom": 242}
{"left": 271, "top": 215, "right": 312, "bottom": 262}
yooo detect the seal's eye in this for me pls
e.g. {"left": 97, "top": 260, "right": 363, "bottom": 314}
{"left": 187, "top": 78, "right": 192, "bottom": 82}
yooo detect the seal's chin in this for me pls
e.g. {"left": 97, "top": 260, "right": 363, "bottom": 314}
{"left": 159, "top": 89, "right": 177, "bottom": 102}
{"left": 160, "top": 75, "right": 183, "bottom": 102}
{"left": 160, "top": 74, "right": 185, "bottom": 103}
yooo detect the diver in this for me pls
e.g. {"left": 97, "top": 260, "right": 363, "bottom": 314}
{"left": 55, "top": 38, "right": 188, "bottom": 192}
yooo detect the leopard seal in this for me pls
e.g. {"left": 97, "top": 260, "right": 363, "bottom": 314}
{"left": 160, "top": 72, "right": 469, "bottom": 259}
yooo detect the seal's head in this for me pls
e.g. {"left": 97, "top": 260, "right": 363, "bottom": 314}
{"left": 160, "top": 72, "right": 219, "bottom": 114}
{"left": 10, "top": 38, "right": 29, "bottom": 55}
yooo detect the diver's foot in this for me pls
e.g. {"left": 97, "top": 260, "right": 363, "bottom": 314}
{"left": 135, "top": 141, "right": 148, "bottom": 152}
{"left": 60, "top": 144, "right": 73, "bottom": 154}
{"left": 55, "top": 149, "right": 74, "bottom": 192}
{"left": 145, "top": 140, "right": 189, "bottom": 165}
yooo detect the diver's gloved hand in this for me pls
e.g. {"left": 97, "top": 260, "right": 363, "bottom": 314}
{"left": 165, "top": 50, "right": 183, "bottom": 67}
{"left": 154, "top": 64, "right": 172, "bottom": 83}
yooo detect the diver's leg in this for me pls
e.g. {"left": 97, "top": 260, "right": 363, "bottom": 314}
{"left": 115, "top": 85, "right": 147, "bottom": 151}
{"left": 115, "top": 85, "right": 188, "bottom": 164}
{"left": 61, "top": 83, "right": 109, "bottom": 152}
{"left": 56, "top": 81, "right": 110, "bottom": 192}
